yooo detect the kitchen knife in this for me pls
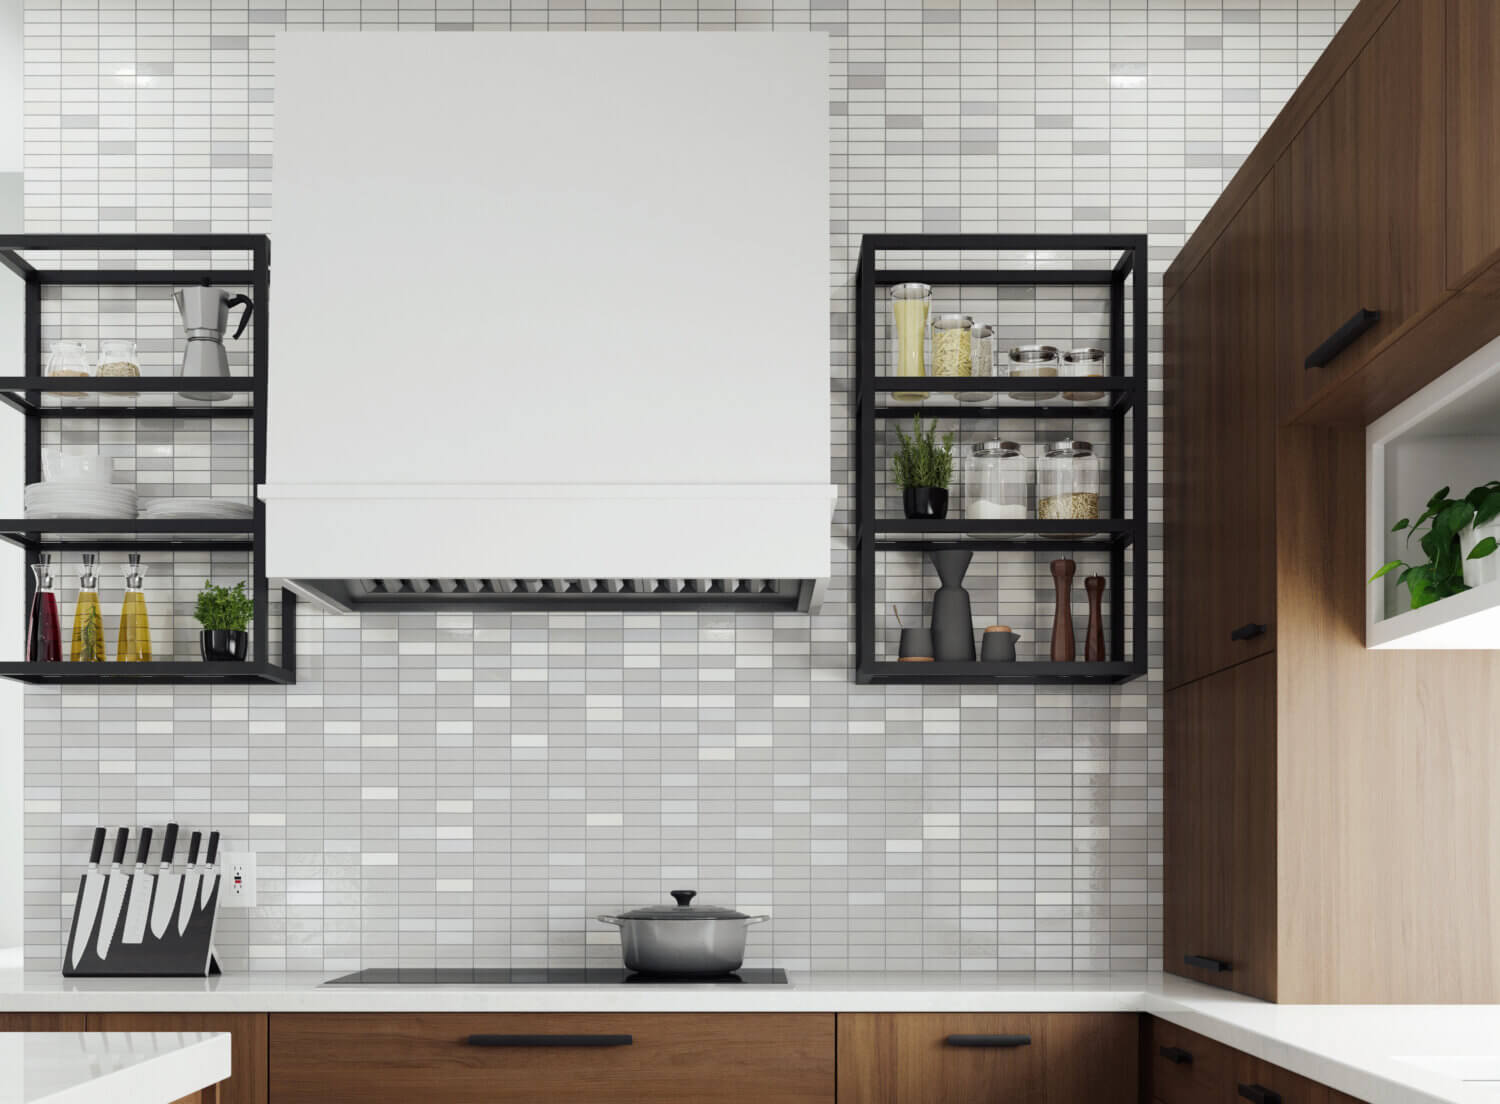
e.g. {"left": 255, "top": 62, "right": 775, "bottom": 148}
{"left": 94, "top": 827, "right": 131, "bottom": 961}
{"left": 121, "top": 825, "right": 154, "bottom": 944}
{"left": 199, "top": 830, "right": 221, "bottom": 908}
{"left": 177, "top": 831, "right": 202, "bottom": 936}
{"left": 149, "top": 822, "right": 181, "bottom": 940}
{"left": 70, "top": 827, "right": 108, "bottom": 968}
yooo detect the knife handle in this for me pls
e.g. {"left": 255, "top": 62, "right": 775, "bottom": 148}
{"left": 110, "top": 827, "right": 130, "bottom": 866}
{"left": 88, "top": 827, "right": 107, "bottom": 866}
{"left": 134, "top": 826, "right": 153, "bottom": 866}
{"left": 160, "top": 822, "right": 179, "bottom": 863}
{"left": 186, "top": 831, "right": 202, "bottom": 866}
{"left": 205, "top": 831, "right": 220, "bottom": 866}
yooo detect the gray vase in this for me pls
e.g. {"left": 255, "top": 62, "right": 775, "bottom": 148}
{"left": 929, "top": 548, "right": 975, "bottom": 662}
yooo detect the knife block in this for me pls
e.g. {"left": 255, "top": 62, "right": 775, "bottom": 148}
{"left": 62, "top": 842, "right": 222, "bottom": 977}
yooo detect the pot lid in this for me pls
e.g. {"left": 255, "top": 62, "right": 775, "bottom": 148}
{"left": 617, "top": 889, "right": 750, "bottom": 920}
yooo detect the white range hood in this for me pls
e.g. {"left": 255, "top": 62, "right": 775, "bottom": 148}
{"left": 261, "top": 33, "right": 833, "bottom": 612}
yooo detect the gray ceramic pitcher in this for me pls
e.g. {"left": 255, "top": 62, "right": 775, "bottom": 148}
{"left": 929, "top": 548, "right": 976, "bottom": 662}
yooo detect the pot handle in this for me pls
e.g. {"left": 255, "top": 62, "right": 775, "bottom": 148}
{"left": 596, "top": 915, "right": 623, "bottom": 926}
{"left": 745, "top": 915, "right": 771, "bottom": 925}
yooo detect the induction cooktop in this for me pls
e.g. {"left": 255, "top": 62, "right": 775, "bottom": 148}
{"left": 324, "top": 967, "right": 789, "bottom": 985}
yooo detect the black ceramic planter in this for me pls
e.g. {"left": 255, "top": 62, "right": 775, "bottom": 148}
{"left": 200, "top": 629, "right": 249, "bottom": 662}
{"left": 902, "top": 486, "right": 949, "bottom": 519}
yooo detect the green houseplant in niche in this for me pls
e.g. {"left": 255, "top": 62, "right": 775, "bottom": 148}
{"left": 893, "top": 415, "right": 954, "bottom": 519}
{"left": 194, "top": 580, "right": 253, "bottom": 661}
{"left": 1370, "top": 481, "right": 1500, "bottom": 609}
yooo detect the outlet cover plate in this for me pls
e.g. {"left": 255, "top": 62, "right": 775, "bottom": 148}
{"left": 222, "top": 851, "right": 256, "bottom": 909}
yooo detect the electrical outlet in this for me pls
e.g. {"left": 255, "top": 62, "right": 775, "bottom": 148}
{"left": 221, "top": 851, "right": 256, "bottom": 909}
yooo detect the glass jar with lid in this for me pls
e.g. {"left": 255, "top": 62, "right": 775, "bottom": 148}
{"left": 889, "top": 282, "right": 931, "bottom": 401}
{"left": 1061, "top": 347, "right": 1106, "bottom": 402}
{"left": 931, "top": 314, "right": 973, "bottom": 383}
{"left": 957, "top": 323, "right": 995, "bottom": 403}
{"left": 965, "top": 440, "right": 1029, "bottom": 521}
{"left": 1037, "top": 439, "right": 1100, "bottom": 529}
{"left": 98, "top": 338, "right": 140, "bottom": 397}
{"left": 1004, "top": 344, "right": 1060, "bottom": 402}
{"left": 45, "top": 340, "right": 92, "bottom": 397}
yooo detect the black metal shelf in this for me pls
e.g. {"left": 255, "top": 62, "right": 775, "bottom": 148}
{"left": 0, "top": 661, "right": 295, "bottom": 685}
{"left": 855, "top": 233, "right": 1149, "bottom": 686}
{"left": 0, "top": 233, "right": 295, "bottom": 686}
{"left": 862, "top": 660, "right": 1141, "bottom": 685}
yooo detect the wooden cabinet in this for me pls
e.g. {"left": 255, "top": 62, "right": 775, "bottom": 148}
{"left": 270, "top": 1013, "right": 835, "bottom": 1104}
{"left": 1163, "top": 653, "right": 1277, "bottom": 1000}
{"left": 1235, "top": 1050, "right": 1330, "bottom": 1104}
{"left": 87, "top": 1014, "right": 265, "bottom": 1104}
{"left": 1447, "top": 0, "right": 1500, "bottom": 288}
{"left": 1148, "top": 1019, "right": 1235, "bottom": 1104}
{"left": 836, "top": 1013, "right": 1136, "bottom": 1104}
{"left": 0, "top": 1013, "right": 85, "bottom": 1030}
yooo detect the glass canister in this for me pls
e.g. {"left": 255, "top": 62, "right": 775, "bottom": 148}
{"left": 931, "top": 315, "right": 973, "bottom": 382}
{"left": 957, "top": 322, "right": 995, "bottom": 403}
{"left": 1005, "top": 344, "right": 1060, "bottom": 402}
{"left": 890, "top": 282, "right": 932, "bottom": 401}
{"left": 965, "top": 440, "right": 1029, "bottom": 521}
{"left": 1037, "top": 439, "right": 1101, "bottom": 526}
{"left": 98, "top": 338, "right": 141, "bottom": 397}
{"left": 1061, "top": 346, "right": 1107, "bottom": 402}
{"left": 45, "top": 340, "right": 92, "bottom": 397}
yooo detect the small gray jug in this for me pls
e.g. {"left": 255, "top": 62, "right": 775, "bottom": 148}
{"left": 929, "top": 548, "right": 975, "bottom": 662}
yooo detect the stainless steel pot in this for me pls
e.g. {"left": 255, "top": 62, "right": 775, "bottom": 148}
{"left": 597, "top": 890, "right": 770, "bottom": 976}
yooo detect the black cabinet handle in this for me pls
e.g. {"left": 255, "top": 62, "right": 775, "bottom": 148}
{"left": 1183, "top": 954, "right": 1231, "bottom": 972}
{"left": 1158, "top": 1045, "right": 1193, "bottom": 1065}
{"left": 1305, "top": 308, "right": 1380, "bottom": 370}
{"left": 1231, "top": 622, "right": 1267, "bottom": 642}
{"left": 945, "top": 1034, "right": 1031, "bottom": 1048}
{"left": 1239, "top": 1084, "right": 1283, "bottom": 1104}
{"left": 466, "top": 1034, "right": 632, "bottom": 1047}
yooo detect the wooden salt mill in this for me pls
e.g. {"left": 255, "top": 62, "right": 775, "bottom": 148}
{"left": 1084, "top": 575, "right": 1106, "bottom": 662}
{"left": 1049, "top": 558, "right": 1076, "bottom": 662}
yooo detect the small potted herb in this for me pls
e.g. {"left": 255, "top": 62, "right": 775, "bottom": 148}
{"left": 1370, "top": 481, "right": 1500, "bottom": 609}
{"left": 893, "top": 414, "right": 954, "bottom": 519}
{"left": 194, "top": 580, "right": 253, "bottom": 661}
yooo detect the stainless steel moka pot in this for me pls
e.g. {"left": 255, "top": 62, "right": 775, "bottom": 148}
{"left": 174, "top": 280, "right": 253, "bottom": 401}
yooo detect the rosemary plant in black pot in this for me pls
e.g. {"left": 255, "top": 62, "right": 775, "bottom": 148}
{"left": 195, "top": 580, "right": 253, "bottom": 661}
{"left": 893, "top": 415, "right": 954, "bottom": 519}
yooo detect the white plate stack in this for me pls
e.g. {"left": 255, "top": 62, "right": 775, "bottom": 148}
{"left": 137, "top": 498, "right": 253, "bottom": 521}
{"left": 25, "top": 481, "right": 139, "bottom": 519}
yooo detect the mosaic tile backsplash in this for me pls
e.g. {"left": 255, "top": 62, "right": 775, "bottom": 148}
{"left": 22, "top": 1, "right": 1353, "bottom": 972}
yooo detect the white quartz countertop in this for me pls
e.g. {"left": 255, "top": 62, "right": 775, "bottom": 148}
{"left": 0, "top": 1032, "right": 230, "bottom": 1104}
{"left": 2, "top": 969, "right": 1497, "bottom": 1104}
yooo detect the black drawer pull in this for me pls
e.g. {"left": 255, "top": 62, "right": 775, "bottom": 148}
{"left": 1183, "top": 954, "right": 1231, "bottom": 972}
{"left": 1231, "top": 622, "right": 1267, "bottom": 642}
{"left": 1305, "top": 308, "right": 1381, "bottom": 370}
{"left": 945, "top": 1034, "right": 1031, "bottom": 1048}
{"left": 1158, "top": 1045, "right": 1193, "bottom": 1065}
{"left": 466, "top": 1034, "right": 633, "bottom": 1047}
{"left": 1238, "top": 1084, "right": 1282, "bottom": 1104}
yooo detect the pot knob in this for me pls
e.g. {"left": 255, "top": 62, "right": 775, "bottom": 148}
{"left": 670, "top": 889, "right": 697, "bottom": 907}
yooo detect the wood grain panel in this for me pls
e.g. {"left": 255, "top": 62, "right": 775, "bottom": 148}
{"left": 1447, "top": 0, "right": 1500, "bottom": 288}
{"left": 1164, "top": 653, "right": 1277, "bottom": 1001}
{"left": 1275, "top": 426, "right": 1500, "bottom": 1003}
{"left": 271, "top": 1013, "right": 835, "bottom": 1104}
{"left": 87, "top": 1014, "right": 266, "bottom": 1104}
{"left": 1234, "top": 1050, "right": 1330, "bottom": 1104}
{"left": 0, "top": 1014, "right": 85, "bottom": 1030}
{"left": 836, "top": 1013, "right": 1136, "bottom": 1104}
{"left": 1148, "top": 1018, "right": 1235, "bottom": 1104}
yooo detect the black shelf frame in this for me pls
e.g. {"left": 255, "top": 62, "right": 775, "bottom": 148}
{"left": 0, "top": 233, "right": 296, "bottom": 685}
{"left": 855, "top": 233, "right": 1149, "bottom": 685}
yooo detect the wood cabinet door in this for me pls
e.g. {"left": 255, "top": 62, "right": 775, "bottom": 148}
{"left": 271, "top": 1013, "right": 834, "bottom": 1104}
{"left": 87, "top": 1014, "right": 265, "bottom": 1104}
{"left": 1447, "top": 0, "right": 1500, "bottom": 288}
{"left": 0, "top": 1014, "right": 85, "bottom": 1030}
{"left": 1164, "top": 652, "right": 1277, "bottom": 1001}
{"left": 1149, "top": 1018, "right": 1235, "bottom": 1104}
{"left": 1234, "top": 1051, "right": 1330, "bottom": 1104}
{"left": 836, "top": 1013, "right": 1136, "bottom": 1104}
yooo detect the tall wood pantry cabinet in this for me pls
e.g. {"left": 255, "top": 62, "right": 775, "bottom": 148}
{"left": 1164, "top": 0, "right": 1500, "bottom": 1003}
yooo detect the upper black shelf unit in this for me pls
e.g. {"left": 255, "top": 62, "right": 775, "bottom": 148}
{"left": 0, "top": 233, "right": 295, "bottom": 686}
{"left": 855, "top": 232, "right": 1149, "bottom": 685}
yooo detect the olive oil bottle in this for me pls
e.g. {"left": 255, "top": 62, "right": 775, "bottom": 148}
{"left": 69, "top": 552, "right": 105, "bottom": 662}
{"left": 118, "top": 553, "right": 152, "bottom": 662}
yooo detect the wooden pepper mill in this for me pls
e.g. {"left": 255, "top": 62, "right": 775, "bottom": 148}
{"left": 1084, "top": 575, "right": 1106, "bottom": 662}
{"left": 1049, "top": 558, "right": 1076, "bottom": 662}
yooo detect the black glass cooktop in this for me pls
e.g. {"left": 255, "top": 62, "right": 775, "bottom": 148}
{"left": 325, "top": 967, "right": 788, "bottom": 986}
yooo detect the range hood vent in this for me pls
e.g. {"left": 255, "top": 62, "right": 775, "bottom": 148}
{"left": 283, "top": 576, "right": 822, "bottom": 613}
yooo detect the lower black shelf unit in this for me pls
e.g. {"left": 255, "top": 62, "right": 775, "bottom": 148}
{"left": 0, "top": 233, "right": 296, "bottom": 686}
{"left": 854, "top": 233, "right": 1149, "bottom": 685}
